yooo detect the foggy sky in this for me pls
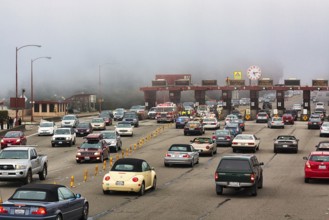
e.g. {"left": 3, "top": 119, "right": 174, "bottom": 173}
{"left": 1, "top": 0, "right": 329, "bottom": 104}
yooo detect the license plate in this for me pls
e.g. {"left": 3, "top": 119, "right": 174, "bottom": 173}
{"left": 84, "top": 157, "right": 90, "bottom": 160}
{"left": 189, "top": 128, "right": 195, "bottom": 130}
{"left": 2, "top": 172, "right": 8, "bottom": 175}
{"left": 80, "top": 132, "right": 84, "bottom": 134}
{"left": 14, "top": 209, "right": 25, "bottom": 215}
{"left": 218, "top": 137, "right": 224, "bottom": 140}
{"left": 229, "top": 182, "right": 240, "bottom": 187}
{"left": 285, "top": 120, "right": 289, "bottom": 122}
{"left": 283, "top": 145, "right": 288, "bottom": 148}
{"left": 116, "top": 181, "right": 124, "bottom": 185}
{"left": 58, "top": 141, "right": 62, "bottom": 144}
{"left": 313, "top": 123, "right": 317, "bottom": 125}
{"left": 319, "top": 165, "right": 326, "bottom": 169}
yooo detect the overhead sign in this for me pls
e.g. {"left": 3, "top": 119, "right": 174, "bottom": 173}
{"left": 233, "top": 71, "right": 242, "bottom": 80}
{"left": 202, "top": 80, "right": 217, "bottom": 86}
{"left": 284, "top": 79, "right": 300, "bottom": 86}
{"left": 258, "top": 79, "right": 273, "bottom": 87}
{"left": 229, "top": 79, "right": 245, "bottom": 86}
{"left": 152, "top": 80, "right": 167, "bottom": 86}
{"left": 312, "top": 80, "right": 328, "bottom": 87}
{"left": 175, "top": 79, "right": 190, "bottom": 86}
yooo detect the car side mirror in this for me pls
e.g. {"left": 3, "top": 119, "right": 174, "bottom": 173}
{"left": 151, "top": 167, "right": 155, "bottom": 170}
{"left": 31, "top": 155, "right": 37, "bottom": 160}
{"left": 75, "top": 193, "right": 81, "bottom": 198}
{"left": 77, "top": 146, "right": 80, "bottom": 149}
{"left": 190, "top": 140, "right": 193, "bottom": 143}
{"left": 259, "top": 162, "right": 264, "bottom": 166}
{"left": 303, "top": 156, "right": 308, "bottom": 160}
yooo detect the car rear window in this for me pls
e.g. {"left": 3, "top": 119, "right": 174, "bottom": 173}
{"left": 169, "top": 146, "right": 191, "bottom": 152}
{"left": 309, "top": 155, "right": 329, "bottom": 162}
{"left": 112, "top": 164, "right": 135, "bottom": 171}
{"left": 217, "top": 159, "right": 252, "bottom": 172}
{"left": 12, "top": 190, "right": 47, "bottom": 201}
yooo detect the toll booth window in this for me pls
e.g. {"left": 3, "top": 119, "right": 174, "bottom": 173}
{"left": 34, "top": 103, "right": 40, "bottom": 112}
{"left": 42, "top": 104, "right": 47, "bottom": 112}
{"left": 49, "top": 104, "right": 55, "bottom": 112}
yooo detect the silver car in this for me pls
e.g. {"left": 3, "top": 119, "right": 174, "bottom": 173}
{"left": 320, "top": 122, "right": 329, "bottom": 137}
{"left": 267, "top": 117, "right": 284, "bottom": 129}
{"left": 164, "top": 144, "right": 199, "bottom": 167}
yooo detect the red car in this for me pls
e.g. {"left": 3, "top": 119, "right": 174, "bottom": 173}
{"left": 303, "top": 151, "right": 329, "bottom": 183}
{"left": 76, "top": 133, "right": 109, "bottom": 163}
{"left": 0, "top": 131, "right": 27, "bottom": 149}
{"left": 282, "top": 113, "right": 294, "bottom": 125}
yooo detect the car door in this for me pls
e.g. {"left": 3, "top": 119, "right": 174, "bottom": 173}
{"left": 190, "top": 145, "right": 199, "bottom": 162}
{"left": 58, "top": 187, "right": 83, "bottom": 220}
{"left": 253, "top": 135, "right": 260, "bottom": 147}
{"left": 30, "top": 149, "right": 40, "bottom": 174}
{"left": 142, "top": 162, "right": 152, "bottom": 188}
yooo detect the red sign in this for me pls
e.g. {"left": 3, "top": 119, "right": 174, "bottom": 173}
{"left": 10, "top": 97, "right": 25, "bottom": 109}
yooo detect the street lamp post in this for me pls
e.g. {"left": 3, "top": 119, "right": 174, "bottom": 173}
{"left": 30, "top": 56, "right": 51, "bottom": 122}
{"left": 15, "top": 44, "right": 41, "bottom": 125}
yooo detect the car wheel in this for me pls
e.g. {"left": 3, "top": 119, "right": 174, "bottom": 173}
{"left": 184, "top": 132, "right": 187, "bottom": 136}
{"left": 196, "top": 158, "right": 199, "bottom": 164}
{"left": 320, "top": 134, "right": 323, "bottom": 137}
{"left": 113, "top": 145, "right": 118, "bottom": 153}
{"left": 251, "top": 183, "right": 258, "bottom": 196}
{"left": 304, "top": 178, "right": 310, "bottom": 183}
{"left": 210, "top": 150, "right": 214, "bottom": 157}
{"left": 55, "top": 214, "right": 63, "bottom": 220}
{"left": 151, "top": 177, "right": 157, "bottom": 190}
{"left": 274, "top": 148, "right": 277, "bottom": 153}
{"left": 138, "top": 182, "right": 145, "bottom": 196}
{"left": 253, "top": 148, "right": 256, "bottom": 153}
{"left": 216, "top": 185, "right": 223, "bottom": 195}
{"left": 258, "top": 175, "right": 263, "bottom": 189}
{"left": 73, "top": 138, "right": 76, "bottom": 145}
{"left": 24, "top": 170, "right": 33, "bottom": 185}
{"left": 190, "top": 160, "right": 194, "bottom": 167}
{"left": 39, "top": 165, "right": 47, "bottom": 180}
{"left": 294, "top": 148, "right": 298, "bottom": 154}
{"left": 80, "top": 203, "right": 89, "bottom": 220}
{"left": 103, "top": 190, "right": 110, "bottom": 195}
{"left": 76, "top": 160, "right": 81, "bottom": 164}
{"left": 69, "top": 141, "right": 72, "bottom": 147}
{"left": 214, "top": 148, "right": 217, "bottom": 154}
{"left": 233, "top": 148, "right": 237, "bottom": 153}
{"left": 51, "top": 143, "right": 55, "bottom": 147}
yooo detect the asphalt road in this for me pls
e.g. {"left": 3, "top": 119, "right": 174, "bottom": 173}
{"left": 1, "top": 116, "right": 329, "bottom": 220}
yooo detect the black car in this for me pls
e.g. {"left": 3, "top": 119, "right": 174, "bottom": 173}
{"left": 175, "top": 116, "right": 190, "bottom": 129}
{"left": 231, "top": 109, "right": 243, "bottom": 119}
{"left": 0, "top": 183, "right": 89, "bottom": 219}
{"left": 315, "top": 141, "right": 329, "bottom": 151}
{"left": 307, "top": 114, "right": 322, "bottom": 129}
{"left": 184, "top": 121, "right": 205, "bottom": 135}
{"left": 75, "top": 122, "right": 93, "bottom": 137}
{"left": 214, "top": 155, "right": 264, "bottom": 196}
{"left": 273, "top": 135, "right": 299, "bottom": 153}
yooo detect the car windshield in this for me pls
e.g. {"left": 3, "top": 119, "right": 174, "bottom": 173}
{"left": 55, "top": 129, "right": 70, "bottom": 135}
{"left": 217, "top": 160, "right": 252, "bottom": 172}
{"left": 112, "top": 164, "right": 135, "bottom": 171}
{"left": 272, "top": 118, "right": 282, "bottom": 121}
{"left": 309, "top": 155, "right": 329, "bottom": 162}
{"left": 102, "top": 132, "right": 115, "bottom": 139}
{"left": 318, "top": 143, "right": 329, "bottom": 149}
{"left": 215, "top": 130, "right": 229, "bottom": 135}
{"left": 63, "top": 116, "right": 75, "bottom": 120}
{"left": 11, "top": 190, "right": 47, "bottom": 201}
{"left": 322, "top": 123, "right": 329, "bottom": 127}
{"left": 40, "top": 123, "right": 53, "bottom": 127}
{"left": 234, "top": 135, "right": 253, "bottom": 140}
{"left": 80, "top": 142, "right": 102, "bottom": 149}
{"left": 92, "top": 118, "right": 104, "bottom": 123}
{"left": 169, "top": 145, "right": 191, "bottom": 152}
{"left": 77, "top": 123, "right": 89, "bottom": 128}
{"left": 0, "top": 150, "right": 28, "bottom": 159}
{"left": 4, "top": 132, "right": 20, "bottom": 138}
{"left": 117, "top": 124, "right": 131, "bottom": 128}
{"left": 277, "top": 136, "right": 296, "bottom": 140}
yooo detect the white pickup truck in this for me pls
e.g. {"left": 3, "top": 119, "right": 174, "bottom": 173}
{"left": 51, "top": 127, "right": 76, "bottom": 147}
{"left": 0, "top": 146, "right": 48, "bottom": 184}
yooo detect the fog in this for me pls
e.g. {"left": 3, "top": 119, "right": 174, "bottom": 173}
{"left": 1, "top": 0, "right": 329, "bottom": 108}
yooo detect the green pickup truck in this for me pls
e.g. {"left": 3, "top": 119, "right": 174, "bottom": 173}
{"left": 214, "top": 155, "right": 264, "bottom": 196}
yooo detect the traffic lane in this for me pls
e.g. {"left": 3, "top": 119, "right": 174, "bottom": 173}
{"left": 96, "top": 122, "right": 329, "bottom": 219}
{"left": 0, "top": 120, "right": 160, "bottom": 203}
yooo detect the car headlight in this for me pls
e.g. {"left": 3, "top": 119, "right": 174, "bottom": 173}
{"left": 66, "top": 137, "right": 71, "bottom": 140}
{"left": 94, "top": 152, "right": 101, "bottom": 156}
{"left": 16, "top": 139, "right": 21, "bottom": 143}
{"left": 15, "top": 164, "right": 27, "bottom": 169}
{"left": 77, "top": 152, "right": 81, "bottom": 156}
{"left": 1, "top": 139, "right": 4, "bottom": 143}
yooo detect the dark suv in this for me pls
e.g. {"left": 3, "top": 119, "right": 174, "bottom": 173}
{"left": 214, "top": 155, "right": 264, "bottom": 196}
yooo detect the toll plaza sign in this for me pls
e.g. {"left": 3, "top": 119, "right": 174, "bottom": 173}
{"left": 258, "top": 79, "right": 273, "bottom": 87}
{"left": 284, "top": 79, "right": 300, "bottom": 86}
{"left": 312, "top": 80, "right": 328, "bottom": 87}
{"left": 229, "top": 79, "right": 245, "bottom": 86}
{"left": 233, "top": 71, "right": 242, "bottom": 80}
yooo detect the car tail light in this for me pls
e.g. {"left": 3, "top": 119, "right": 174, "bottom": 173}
{"left": 206, "top": 146, "right": 210, "bottom": 149}
{"left": 225, "top": 136, "right": 231, "bottom": 140}
{"left": 212, "top": 136, "right": 216, "bottom": 140}
{"left": 104, "top": 176, "right": 110, "bottom": 181}
{"left": 232, "top": 142, "right": 238, "bottom": 145}
{"left": 182, "top": 154, "right": 191, "bottom": 158}
{"left": 0, "top": 206, "right": 8, "bottom": 214}
{"left": 250, "top": 173, "right": 255, "bottom": 183}
{"left": 248, "top": 142, "right": 254, "bottom": 145}
{"left": 166, "top": 153, "right": 171, "bottom": 157}
{"left": 132, "top": 177, "right": 139, "bottom": 182}
{"left": 305, "top": 161, "right": 311, "bottom": 169}
{"left": 214, "top": 172, "right": 219, "bottom": 181}
{"left": 32, "top": 207, "right": 47, "bottom": 215}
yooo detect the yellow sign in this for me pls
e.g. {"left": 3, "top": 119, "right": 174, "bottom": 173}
{"left": 234, "top": 71, "right": 242, "bottom": 80}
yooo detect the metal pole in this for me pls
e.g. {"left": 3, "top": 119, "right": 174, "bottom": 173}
{"left": 99, "top": 65, "right": 102, "bottom": 112}
{"left": 31, "top": 60, "right": 34, "bottom": 122}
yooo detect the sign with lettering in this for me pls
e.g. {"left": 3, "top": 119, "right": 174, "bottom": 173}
{"left": 229, "top": 80, "right": 245, "bottom": 86}
{"left": 312, "top": 80, "right": 328, "bottom": 87}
